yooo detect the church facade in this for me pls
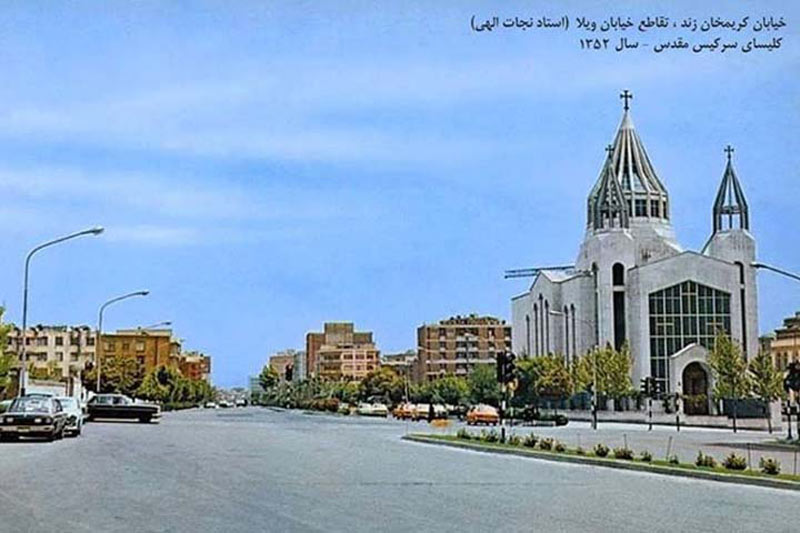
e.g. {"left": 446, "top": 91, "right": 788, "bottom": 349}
{"left": 511, "top": 93, "right": 758, "bottom": 415}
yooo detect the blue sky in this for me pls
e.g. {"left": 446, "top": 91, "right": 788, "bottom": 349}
{"left": 0, "top": 1, "right": 797, "bottom": 387}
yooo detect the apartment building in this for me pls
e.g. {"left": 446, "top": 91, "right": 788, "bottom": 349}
{"left": 306, "top": 322, "right": 379, "bottom": 380}
{"left": 762, "top": 311, "right": 800, "bottom": 370}
{"left": 7, "top": 325, "right": 96, "bottom": 379}
{"left": 416, "top": 314, "right": 512, "bottom": 382}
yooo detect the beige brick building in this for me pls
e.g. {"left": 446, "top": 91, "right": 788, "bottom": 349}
{"left": 306, "top": 322, "right": 379, "bottom": 380}
{"left": 7, "top": 325, "right": 96, "bottom": 378}
{"left": 762, "top": 312, "right": 800, "bottom": 370}
{"left": 416, "top": 314, "right": 511, "bottom": 383}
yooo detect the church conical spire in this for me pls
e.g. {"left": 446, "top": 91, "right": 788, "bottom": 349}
{"left": 713, "top": 145, "right": 749, "bottom": 232}
{"left": 587, "top": 91, "right": 670, "bottom": 230}
{"left": 589, "top": 145, "right": 630, "bottom": 230}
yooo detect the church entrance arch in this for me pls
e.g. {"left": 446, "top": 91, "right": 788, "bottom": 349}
{"left": 682, "top": 362, "right": 709, "bottom": 415}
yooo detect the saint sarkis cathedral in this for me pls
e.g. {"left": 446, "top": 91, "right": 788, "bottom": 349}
{"left": 511, "top": 92, "right": 758, "bottom": 415}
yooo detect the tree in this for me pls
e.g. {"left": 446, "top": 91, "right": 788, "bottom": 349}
{"left": 604, "top": 343, "right": 634, "bottom": 401}
{"left": 708, "top": 331, "right": 751, "bottom": 432}
{"left": 359, "top": 367, "right": 403, "bottom": 403}
{"left": 429, "top": 376, "right": 469, "bottom": 406}
{"left": 748, "top": 350, "right": 784, "bottom": 433}
{"left": 535, "top": 354, "right": 572, "bottom": 400}
{"left": 468, "top": 364, "right": 501, "bottom": 406}
{"left": 0, "top": 308, "right": 16, "bottom": 400}
{"left": 259, "top": 365, "right": 280, "bottom": 391}
{"left": 83, "top": 354, "right": 142, "bottom": 396}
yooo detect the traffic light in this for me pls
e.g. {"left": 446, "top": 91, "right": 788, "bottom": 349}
{"left": 285, "top": 364, "right": 293, "bottom": 382}
{"left": 503, "top": 352, "right": 516, "bottom": 384}
{"left": 784, "top": 362, "right": 800, "bottom": 393}
{"left": 496, "top": 352, "right": 506, "bottom": 383}
{"left": 640, "top": 377, "right": 652, "bottom": 396}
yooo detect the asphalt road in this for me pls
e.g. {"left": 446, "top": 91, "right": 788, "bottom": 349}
{"left": 1, "top": 408, "right": 798, "bottom": 533}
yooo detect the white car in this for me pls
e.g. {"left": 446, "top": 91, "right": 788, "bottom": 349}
{"left": 54, "top": 397, "right": 84, "bottom": 436}
{"left": 356, "top": 402, "right": 389, "bottom": 417}
{"left": 204, "top": 402, "right": 218, "bottom": 409}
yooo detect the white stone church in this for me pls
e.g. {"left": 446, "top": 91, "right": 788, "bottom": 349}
{"left": 511, "top": 92, "right": 758, "bottom": 415}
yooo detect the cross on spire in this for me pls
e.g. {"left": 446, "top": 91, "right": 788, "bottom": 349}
{"left": 620, "top": 89, "right": 633, "bottom": 111}
{"left": 724, "top": 144, "right": 734, "bottom": 162}
{"left": 605, "top": 144, "right": 614, "bottom": 156}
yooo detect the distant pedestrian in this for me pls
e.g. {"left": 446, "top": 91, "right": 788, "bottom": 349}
{"left": 427, "top": 403, "right": 434, "bottom": 423}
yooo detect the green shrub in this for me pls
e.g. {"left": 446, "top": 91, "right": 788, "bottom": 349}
{"left": 481, "top": 429, "right": 500, "bottom": 443}
{"left": 639, "top": 450, "right": 653, "bottom": 463}
{"left": 667, "top": 454, "right": 680, "bottom": 465}
{"left": 722, "top": 452, "right": 747, "bottom": 471}
{"left": 539, "top": 437, "right": 554, "bottom": 451}
{"left": 456, "top": 428, "right": 472, "bottom": 440}
{"left": 575, "top": 446, "right": 585, "bottom": 455}
{"left": 759, "top": 457, "right": 780, "bottom": 475}
{"left": 554, "top": 441, "right": 566, "bottom": 453}
{"left": 522, "top": 434, "right": 538, "bottom": 448}
{"left": 593, "top": 443, "right": 609, "bottom": 457}
{"left": 695, "top": 451, "right": 717, "bottom": 468}
{"left": 612, "top": 447, "right": 634, "bottom": 460}
{"left": 507, "top": 434, "right": 522, "bottom": 446}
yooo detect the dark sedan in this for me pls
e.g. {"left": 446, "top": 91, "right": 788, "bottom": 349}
{"left": 0, "top": 396, "right": 68, "bottom": 441}
{"left": 86, "top": 394, "right": 161, "bottom": 423}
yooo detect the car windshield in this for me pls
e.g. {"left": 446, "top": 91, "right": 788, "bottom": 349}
{"left": 10, "top": 397, "right": 51, "bottom": 414}
{"left": 56, "top": 398, "right": 77, "bottom": 409}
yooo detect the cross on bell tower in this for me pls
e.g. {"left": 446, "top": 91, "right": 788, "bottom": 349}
{"left": 620, "top": 89, "right": 633, "bottom": 111}
{"left": 724, "top": 144, "right": 734, "bottom": 162}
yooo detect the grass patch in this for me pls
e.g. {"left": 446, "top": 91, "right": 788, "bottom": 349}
{"left": 417, "top": 433, "right": 800, "bottom": 484}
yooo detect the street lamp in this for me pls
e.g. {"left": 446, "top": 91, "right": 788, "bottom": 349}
{"left": 96, "top": 290, "right": 149, "bottom": 393}
{"left": 140, "top": 321, "right": 172, "bottom": 330}
{"left": 549, "top": 309, "right": 599, "bottom": 430}
{"left": 19, "top": 226, "right": 104, "bottom": 395}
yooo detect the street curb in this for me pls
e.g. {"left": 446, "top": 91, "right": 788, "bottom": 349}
{"left": 402, "top": 435, "right": 800, "bottom": 492}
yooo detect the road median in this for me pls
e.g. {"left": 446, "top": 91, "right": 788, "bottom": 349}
{"left": 403, "top": 433, "right": 800, "bottom": 492}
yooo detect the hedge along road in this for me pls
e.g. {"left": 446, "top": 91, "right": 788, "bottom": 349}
{"left": 0, "top": 408, "right": 798, "bottom": 533}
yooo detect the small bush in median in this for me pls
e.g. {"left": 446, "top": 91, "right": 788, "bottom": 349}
{"left": 639, "top": 450, "right": 652, "bottom": 462}
{"left": 481, "top": 429, "right": 500, "bottom": 443}
{"left": 456, "top": 428, "right": 472, "bottom": 440}
{"left": 593, "top": 443, "right": 609, "bottom": 457}
{"left": 507, "top": 434, "right": 522, "bottom": 446}
{"left": 575, "top": 446, "right": 585, "bottom": 455}
{"left": 612, "top": 447, "right": 634, "bottom": 460}
{"left": 722, "top": 452, "right": 747, "bottom": 471}
{"left": 695, "top": 451, "right": 717, "bottom": 468}
{"left": 667, "top": 454, "right": 680, "bottom": 465}
{"left": 759, "top": 456, "right": 780, "bottom": 475}
{"left": 522, "top": 434, "right": 538, "bottom": 448}
{"left": 539, "top": 437, "right": 554, "bottom": 451}
{"left": 554, "top": 441, "right": 566, "bottom": 453}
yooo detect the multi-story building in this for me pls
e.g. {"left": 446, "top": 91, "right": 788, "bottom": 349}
{"left": 306, "top": 322, "right": 379, "bottom": 380}
{"left": 416, "top": 314, "right": 511, "bottom": 382}
{"left": 177, "top": 351, "right": 212, "bottom": 382}
{"left": 98, "top": 328, "right": 181, "bottom": 377}
{"left": 763, "top": 312, "right": 800, "bottom": 371}
{"left": 381, "top": 350, "right": 417, "bottom": 380}
{"left": 7, "top": 325, "right": 96, "bottom": 379}
{"left": 306, "top": 322, "right": 379, "bottom": 379}
{"left": 291, "top": 350, "right": 306, "bottom": 383}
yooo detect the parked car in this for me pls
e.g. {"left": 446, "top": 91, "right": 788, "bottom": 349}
{"left": 54, "top": 396, "right": 84, "bottom": 436}
{"left": 86, "top": 394, "right": 161, "bottom": 423}
{"left": 204, "top": 401, "right": 218, "bottom": 409}
{"left": 392, "top": 402, "right": 415, "bottom": 420}
{"left": 466, "top": 404, "right": 500, "bottom": 426}
{"left": 235, "top": 399, "right": 247, "bottom": 407}
{"left": 0, "top": 395, "right": 68, "bottom": 441}
{"left": 356, "top": 402, "right": 389, "bottom": 417}
{"left": 218, "top": 400, "right": 232, "bottom": 408}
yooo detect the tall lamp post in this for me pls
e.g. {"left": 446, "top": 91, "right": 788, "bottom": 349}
{"left": 549, "top": 309, "right": 599, "bottom": 430}
{"left": 19, "top": 226, "right": 104, "bottom": 396}
{"left": 96, "top": 290, "right": 149, "bottom": 393}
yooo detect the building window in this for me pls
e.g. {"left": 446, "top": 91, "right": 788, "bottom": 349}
{"left": 135, "top": 342, "right": 145, "bottom": 352}
{"left": 104, "top": 342, "right": 115, "bottom": 352}
{"left": 648, "top": 281, "right": 731, "bottom": 393}
{"left": 612, "top": 263, "right": 625, "bottom": 287}
{"left": 525, "top": 315, "right": 531, "bottom": 356}
{"left": 87, "top": 337, "right": 95, "bottom": 346}
{"left": 122, "top": 342, "right": 130, "bottom": 351}
{"left": 55, "top": 336, "right": 64, "bottom": 346}
{"left": 37, "top": 337, "right": 48, "bottom": 346}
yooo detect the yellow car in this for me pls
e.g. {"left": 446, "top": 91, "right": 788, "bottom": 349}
{"left": 466, "top": 404, "right": 499, "bottom": 426}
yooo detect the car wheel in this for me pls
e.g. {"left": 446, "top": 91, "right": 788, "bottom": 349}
{"left": 74, "top": 423, "right": 82, "bottom": 437}
{"left": 138, "top": 416, "right": 152, "bottom": 424}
